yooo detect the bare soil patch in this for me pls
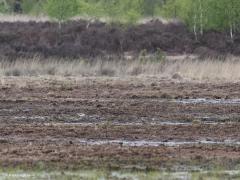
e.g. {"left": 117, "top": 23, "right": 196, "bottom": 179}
{"left": 0, "top": 77, "right": 240, "bottom": 170}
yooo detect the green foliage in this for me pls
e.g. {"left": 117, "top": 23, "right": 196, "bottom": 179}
{"left": 21, "top": 0, "right": 36, "bottom": 13}
{"left": 162, "top": 0, "right": 202, "bottom": 37}
{"left": 161, "top": 0, "right": 177, "bottom": 18}
{"left": 205, "top": 0, "right": 240, "bottom": 38}
{"left": 44, "top": 0, "right": 79, "bottom": 22}
{"left": 21, "top": 0, "right": 46, "bottom": 15}
{"left": 161, "top": 0, "right": 240, "bottom": 39}
{"left": 0, "top": 4, "right": 7, "bottom": 13}
{"left": 91, "top": 0, "right": 141, "bottom": 25}
{"left": 139, "top": 48, "right": 166, "bottom": 63}
{"left": 100, "top": 0, "right": 122, "bottom": 22}
{"left": 77, "top": 0, "right": 102, "bottom": 18}
{"left": 156, "top": 48, "right": 166, "bottom": 62}
{"left": 124, "top": 9, "right": 141, "bottom": 25}
{"left": 139, "top": 0, "right": 164, "bottom": 17}
{"left": 0, "top": 0, "right": 10, "bottom": 13}
{"left": 2, "top": 0, "right": 240, "bottom": 38}
{"left": 120, "top": 0, "right": 141, "bottom": 25}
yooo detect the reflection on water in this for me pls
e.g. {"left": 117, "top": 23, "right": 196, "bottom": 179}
{"left": 176, "top": 98, "right": 240, "bottom": 105}
{"left": 1, "top": 170, "right": 240, "bottom": 180}
{"left": 75, "top": 139, "right": 240, "bottom": 147}
{"left": 2, "top": 136, "right": 240, "bottom": 147}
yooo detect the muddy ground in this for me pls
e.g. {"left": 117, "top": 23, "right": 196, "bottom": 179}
{"left": 1, "top": 76, "right": 240, "bottom": 170}
{"left": 0, "top": 20, "right": 240, "bottom": 59}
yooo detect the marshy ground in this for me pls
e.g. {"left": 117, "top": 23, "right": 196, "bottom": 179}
{"left": 1, "top": 72, "right": 240, "bottom": 177}
{"left": 1, "top": 16, "right": 240, "bottom": 179}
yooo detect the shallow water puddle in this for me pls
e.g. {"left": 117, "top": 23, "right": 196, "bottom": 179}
{"left": 2, "top": 136, "right": 240, "bottom": 147}
{"left": 48, "top": 120, "right": 226, "bottom": 126}
{"left": 1, "top": 170, "right": 240, "bottom": 180}
{"left": 75, "top": 139, "right": 240, "bottom": 147}
{"left": 88, "top": 98, "right": 240, "bottom": 105}
{"left": 175, "top": 98, "right": 240, "bottom": 104}
{"left": 13, "top": 116, "right": 47, "bottom": 120}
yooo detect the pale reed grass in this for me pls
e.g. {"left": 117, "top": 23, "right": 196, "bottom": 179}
{"left": 0, "top": 56, "right": 240, "bottom": 82}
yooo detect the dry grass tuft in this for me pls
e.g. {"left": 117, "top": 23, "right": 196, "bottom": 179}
{"left": 0, "top": 14, "right": 175, "bottom": 24}
{"left": 1, "top": 56, "right": 240, "bottom": 82}
{"left": 170, "top": 58, "right": 240, "bottom": 82}
{"left": 0, "top": 14, "right": 50, "bottom": 22}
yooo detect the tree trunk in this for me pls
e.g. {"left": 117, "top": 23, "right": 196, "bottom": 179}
{"left": 193, "top": 14, "right": 198, "bottom": 41}
{"left": 230, "top": 23, "right": 234, "bottom": 41}
{"left": 199, "top": 0, "right": 203, "bottom": 35}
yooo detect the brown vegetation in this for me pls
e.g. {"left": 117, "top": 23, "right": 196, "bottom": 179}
{"left": 0, "top": 20, "right": 240, "bottom": 59}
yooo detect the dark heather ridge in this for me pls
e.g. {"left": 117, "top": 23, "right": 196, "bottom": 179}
{"left": 0, "top": 20, "right": 240, "bottom": 60}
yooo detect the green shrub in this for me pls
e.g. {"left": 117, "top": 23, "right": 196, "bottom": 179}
{"left": 156, "top": 48, "right": 166, "bottom": 62}
{"left": 21, "top": 0, "right": 45, "bottom": 15}
{"left": 44, "top": 0, "right": 79, "bottom": 23}
{"left": 0, "top": 0, "right": 9, "bottom": 13}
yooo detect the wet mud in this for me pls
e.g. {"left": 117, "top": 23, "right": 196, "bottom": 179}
{"left": 1, "top": 77, "right": 240, "bottom": 170}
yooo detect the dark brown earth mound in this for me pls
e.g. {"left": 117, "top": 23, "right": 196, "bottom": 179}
{"left": 0, "top": 20, "right": 240, "bottom": 59}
